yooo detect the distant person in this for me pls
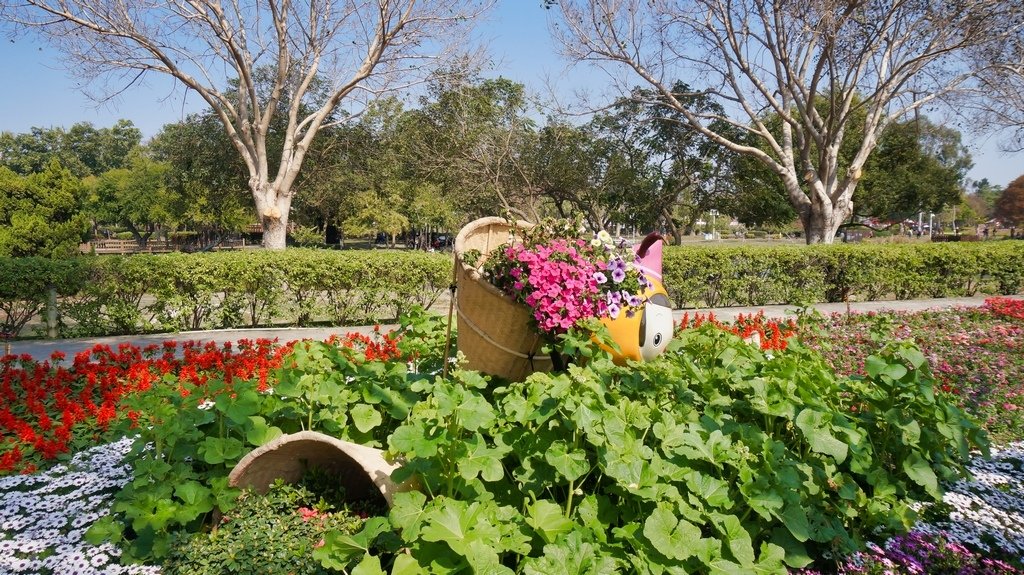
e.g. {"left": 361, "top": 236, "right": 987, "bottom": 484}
{"left": 983, "top": 227, "right": 989, "bottom": 239}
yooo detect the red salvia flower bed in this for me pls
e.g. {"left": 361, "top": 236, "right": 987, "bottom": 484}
{"left": 0, "top": 329, "right": 405, "bottom": 475}
{"left": 676, "top": 310, "right": 797, "bottom": 351}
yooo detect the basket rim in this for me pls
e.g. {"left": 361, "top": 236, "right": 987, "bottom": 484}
{"left": 454, "top": 216, "right": 534, "bottom": 299}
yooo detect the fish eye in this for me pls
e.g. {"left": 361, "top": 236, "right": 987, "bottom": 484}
{"left": 654, "top": 333, "right": 663, "bottom": 346}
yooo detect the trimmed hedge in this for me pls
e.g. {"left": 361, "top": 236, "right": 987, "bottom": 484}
{"left": 662, "top": 241, "right": 1024, "bottom": 308}
{"left": 0, "top": 257, "right": 88, "bottom": 337}
{"left": 7, "top": 249, "right": 452, "bottom": 338}
{"left": 2, "top": 242, "right": 1022, "bottom": 337}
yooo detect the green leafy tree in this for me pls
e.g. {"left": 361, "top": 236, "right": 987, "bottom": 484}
{"left": 856, "top": 118, "right": 973, "bottom": 223}
{"left": 525, "top": 120, "right": 639, "bottom": 230}
{"left": 724, "top": 113, "right": 971, "bottom": 233}
{"left": 0, "top": 120, "right": 141, "bottom": 178}
{"left": 966, "top": 178, "right": 1004, "bottom": 222}
{"left": 725, "top": 151, "right": 799, "bottom": 230}
{"left": 995, "top": 174, "right": 1024, "bottom": 226}
{"left": 404, "top": 75, "right": 540, "bottom": 219}
{"left": 294, "top": 97, "right": 418, "bottom": 244}
{"left": 622, "top": 86, "right": 755, "bottom": 238}
{"left": 149, "top": 116, "right": 253, "bottom": 247}
{"left": 0, "top": 161, "right": 89, "bottom": 258}
{"left": 86, "top": 151, "right": 178, "bottom": 247}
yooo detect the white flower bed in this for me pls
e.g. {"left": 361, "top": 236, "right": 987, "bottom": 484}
{"left": 0, "top": 439, "right": 159, "bottom": 575}
{"left": 913, "top": 442, "right": 1024, "bottom": 561}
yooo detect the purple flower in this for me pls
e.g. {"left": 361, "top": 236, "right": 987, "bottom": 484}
{"left": 607, "top": 303, "right": 621, "bottom": 319}
{"left": 611, "top": 267, "right": 626, "bottom": 283}
{"left": 593, "top": 271, "right": 608, "bottom": 284}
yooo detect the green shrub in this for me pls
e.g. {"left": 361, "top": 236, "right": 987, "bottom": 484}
{"left": 662, "top": 242, "right": 1024, "bottom": 307}
{"left": 1, "top": 250, "right": 452, "bottom": 337}
{"left": 0, "top": 257, "right": 86, "bottom": 336}
{"left": 59, "top": 255, "right": 157, "bottom": 336}
{"left": 163, "top": 478, "right": 365, "bottom": 575}
{"left": 4, "top": 241, "right": 1022, "bottom": 338}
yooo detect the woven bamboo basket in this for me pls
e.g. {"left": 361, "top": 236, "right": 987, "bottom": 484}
{"left": 454, "top": 217, "right": 552, "bottom": 381}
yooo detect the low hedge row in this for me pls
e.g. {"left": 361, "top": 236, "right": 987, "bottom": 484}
{"left": 1, "top": 241, "right": 1022, "bottom": 338}
{"left": 662, "top": 241, "right": 1024, "bottom": 308}
{"left": 0, "top": 250, "right": 452, "bottom": 338}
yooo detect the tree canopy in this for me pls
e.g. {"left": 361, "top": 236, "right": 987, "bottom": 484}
{"left": 996, "top": 174, "right": 1024, "bottom": 226}
{"left": 0, "top": 162, "right": 89, "bottom": 258}
{"left": 0, "top": 120, "right": 141, "bottom": 178}
{"left": 855, "top": 118, "right": 973, "bottom": 222}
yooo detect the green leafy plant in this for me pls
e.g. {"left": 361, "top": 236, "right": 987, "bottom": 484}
{"left": 315, "top": 325, "right": 986, "bottom": 574}
{"left": 86, "top": 375, "right": 278, "bottom": 561}
{"left": 264, "top": 339, "right": 419, "bottom": 446}
{"left": 164, "top": 477, "right": 365, "bottom": 575}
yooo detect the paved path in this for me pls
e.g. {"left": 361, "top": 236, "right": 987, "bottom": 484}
{"left": 6, "top": 295, "right": 1019, "bottom": 361}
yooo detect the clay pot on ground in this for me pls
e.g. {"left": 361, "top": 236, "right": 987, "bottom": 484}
{"left": 228, "top": 430, "right": 414, "bottom": 507}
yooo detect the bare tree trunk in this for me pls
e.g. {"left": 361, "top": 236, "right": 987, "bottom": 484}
{"left": 253, "top": 181, "right": 293, "bottom": 250}
{"left": 797, "top": 181, "right": 854, "bottom": 245}
{"left": 802, "top": 205, "right": 843, "bottom": 245}
{"left": 262, "top": 215, "right": 289, "bottom": 250}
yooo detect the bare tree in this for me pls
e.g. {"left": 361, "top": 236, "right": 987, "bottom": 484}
{"left": 966, "top": 24, "right": 1024, "bottom": 153}
{"left": 2, "top": 0, "right": 489, "bottom": 249}
{"left": 551, "top": 0, "right": 1017, "bottom": 243}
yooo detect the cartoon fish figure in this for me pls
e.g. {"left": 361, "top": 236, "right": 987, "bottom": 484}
{"left": 600, "top": 233, "right": 674, "bottom": 363}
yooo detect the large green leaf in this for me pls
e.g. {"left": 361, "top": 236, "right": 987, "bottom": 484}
{"left": 456, "top": 393, "right": 496, "bottom": 431}
{"left": 902, "top": 451, "right": 940, "bottom": 498}
{"left": 314, "top": 517, "right": 390, "bottom": 569}
{"left": 794, "top": 409, "right": 848, "bottom": 463}
{"left": 545, "top": 442, "right": 591, "bottom": 482}
{"left": 389, "top": 491, "right": 428, "bottom": 540}
{"left": 522, "top": 532, "right": 619, "bottom": 575}
{"left": 684, "top": 470, "right": 732, "bottom": 509}
{"left": 643, "top": 507, "right": 702, "bottom": 561}
{"left": 716, "top": 514, "right": 754, "bottom": 567}
{"left": 216, "top": 389, "right": 261, "bottom": 424}
{"left": 351, "top": 553, "right": 385, "bottom": 575}
{"left": 458, "top": 434, "right": 506, "bottom": 482}
{"left": 196, "top": 436, "right": 243, "bottom": 465}
{"left": 351, "top": 403, "right": 383, "bottom": 433}
{"left": 245, "top": 415, "right": 283, "bottom": 446}
{"left": 527, "top": 500, "right": 575, "bottom": 544}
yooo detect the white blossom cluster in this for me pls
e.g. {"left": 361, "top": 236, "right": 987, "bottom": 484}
{"left": 0, "top": 439, "right": 160, "bottom": 575}
{"left": 913, "top": 442, "right": 1024, "bottom": 563}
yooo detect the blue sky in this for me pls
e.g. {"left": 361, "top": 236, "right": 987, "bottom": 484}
{"left": 0, "top": 1, "right": 1019, "bottom": 188}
